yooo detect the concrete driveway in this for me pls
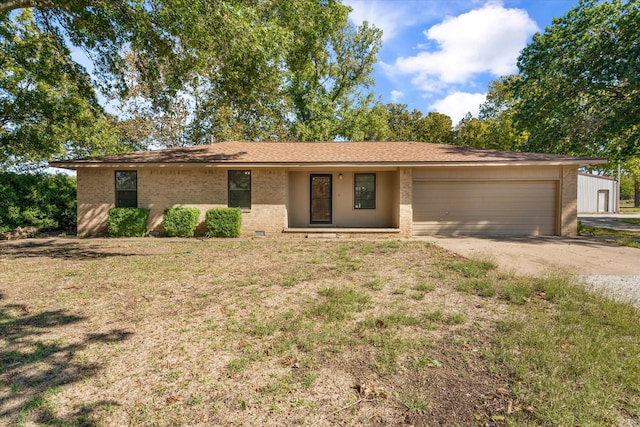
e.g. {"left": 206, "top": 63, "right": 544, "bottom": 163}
{"left": 425, "top": 235, "right": 640, "bottom": 277}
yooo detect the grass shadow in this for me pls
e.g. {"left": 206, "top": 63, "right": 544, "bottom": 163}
{"left": 0, "top": 238, "right": 143, "bottom": 260}
{"left": 0, "top": 297, "right": 132, "bottom": 425}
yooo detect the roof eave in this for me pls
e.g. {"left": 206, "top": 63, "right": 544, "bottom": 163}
{"left": 49, "top": 158, "right": 608, "bottom": 170}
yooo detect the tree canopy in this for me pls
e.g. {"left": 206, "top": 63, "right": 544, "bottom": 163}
{"left": 454, "top": 75, "right": 527, "bottom": 150}
{"left": 385, "top": 104, "right": 453, "bottom": 144}
{"left": 0, "top": 10, "right": 135, "bottom": 165}
{"left": 1, "top": 0, "right": 384, "bottom": 164}
{"left": 512, "top": 0, "right": 639, "bottom": 161}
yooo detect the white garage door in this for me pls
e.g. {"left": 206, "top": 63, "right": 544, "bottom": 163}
{"left": 412, "top": 181, "right": 557, "bottom": 236}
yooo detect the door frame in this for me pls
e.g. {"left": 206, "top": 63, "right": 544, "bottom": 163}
{"left": 310, "top": 174, "right": 332, "bottom": 224}
{"left": 597, "top": 189, "right": 609, "bottom": 212}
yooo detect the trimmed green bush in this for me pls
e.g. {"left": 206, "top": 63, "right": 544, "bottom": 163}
{"left": 0, "top": 172, "right": 76, "bottom": 232}
{"left": 108, "top": 208, "right": 149, "bottom": 237}
{"left": 206, "top": 208, "right": 242, "bottom": 238}
{"left": 163, "top": 207, "right": 200, "bottom": 237}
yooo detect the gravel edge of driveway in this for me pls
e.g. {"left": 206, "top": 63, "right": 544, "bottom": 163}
{"left": 581, "top": 275, "right": 640, "bottom": 308}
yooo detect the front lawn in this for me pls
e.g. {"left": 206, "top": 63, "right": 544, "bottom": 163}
{"left": 1, "top": 238, "right": 638, "bottom": 426}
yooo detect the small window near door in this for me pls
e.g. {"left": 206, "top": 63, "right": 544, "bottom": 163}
{"left": 115, "top": 171, "right": 137, "bottom": 208}
{"left": 354, "top": 173, "right": 375, "bottom": 209}
{"left": 228, "top": 170, "right": 251, "bottom": 209}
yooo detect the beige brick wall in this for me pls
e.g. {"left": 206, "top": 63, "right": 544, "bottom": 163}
{"left": 138, "top": 168, "right": 227, "bottom": 234}
{"left": 560, "top": 166, "right": 578, "bottom": 236}
{"left": 241, "top": 169, "right": 288, "bottom": 236}
{"left": 76, "top": 168, "right": 115, "bottom": 236}
{"left": 76, "top": 167, "right": 288, "bottom": 237}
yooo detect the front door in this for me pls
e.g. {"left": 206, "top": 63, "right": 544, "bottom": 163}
{"left": 310, "top": 174, "right": 332, "bottom": 224}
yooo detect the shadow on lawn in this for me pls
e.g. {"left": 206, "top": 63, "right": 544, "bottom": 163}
{"left": 0, "top": 295, "right": 132, "bottom": 425}
{"left": 0, "top": 238, "right": 142, "bottom": 260}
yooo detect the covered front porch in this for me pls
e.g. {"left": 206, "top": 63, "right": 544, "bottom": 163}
{"left": 285, "top": 168, "right": 408, "bottom": 232}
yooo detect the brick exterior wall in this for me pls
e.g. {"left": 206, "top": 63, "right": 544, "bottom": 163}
{"left": 76, "top": 168, "right": 115, "bottom": 236}
{"left": 75, "top": 164, "right": 575, "bottom": 238}
{"left": 76, "top": 167, "right": 288, "bottom": 237}
{"left": 560, "top": 166, "right": 578, "bottom": 236}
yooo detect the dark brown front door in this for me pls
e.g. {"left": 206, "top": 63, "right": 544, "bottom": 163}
{"left": 310, "top": 174, "right": 332, "bottom": 224}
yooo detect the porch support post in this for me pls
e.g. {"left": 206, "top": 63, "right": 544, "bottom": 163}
{"left": 399, "top": 167, "right": 413, "bottom": 237}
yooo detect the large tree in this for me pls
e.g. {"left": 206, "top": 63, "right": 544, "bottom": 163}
{"left": 385, "top": 104, "right": 453, "bottom": 143}
{"left": 455, "top": 75, "right": 527, "bottom": 150}
{"left": 0, "top": 10, "right": 136, "bottom": 165}
{"left": 2, "top": 0, "right": 383, "bottom": 153}
{"left": 512, "top": 0, "right": 639, "bottom": 160}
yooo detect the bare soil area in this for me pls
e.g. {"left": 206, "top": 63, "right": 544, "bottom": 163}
{"left": 0, "top": 237, "right": 523, "bottom": 426}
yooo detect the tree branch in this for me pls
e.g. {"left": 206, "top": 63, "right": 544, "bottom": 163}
{"left": 0, "top": 0, "right": 94, "bottom": 14}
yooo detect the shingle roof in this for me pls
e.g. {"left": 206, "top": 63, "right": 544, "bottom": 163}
{"left": 49, "top": 141, "right": 606, "bottom": 168}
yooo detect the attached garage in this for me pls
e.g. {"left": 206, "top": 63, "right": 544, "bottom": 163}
{"left": 412, "top": 167, "right": 561, "bottom": 236}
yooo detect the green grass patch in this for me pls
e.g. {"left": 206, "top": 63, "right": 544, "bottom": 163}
{"left": 358, "top": 312, "right": 421, "bottom": 330}
{"left": 456, "top": 278, "right": 496, "bottom": 297}
{"left": 365, "top": 276, "right": 384, "bottom": 291}
{"left": 618, "top": 218, "right": 640, "bottom": 225}
{"left": 578, "top": 223, "right": 640, "bottom": 248}
{"left": 399, "top": 393, "right": 431, "bottom": 413}
{"left": 490, "top": 273, "right": 640, "bottom": 425}
{"left": 413, "top": 283, "right": 435, "bottom": 293}
{"left": 309, "top": 287, "right": 370, "bottom": 321}
{"left": 500, "top": 281, "right": 535, "bottom": 305}
{"left": 333, "top": 245, "right": 362, "bottom": 272}
{"left": 448, "top": 256, "right": 497, "bottom": 278}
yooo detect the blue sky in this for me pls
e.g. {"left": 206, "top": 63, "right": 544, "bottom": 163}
{"left": 344, "top": 0, "right": 579, "bottom": 124}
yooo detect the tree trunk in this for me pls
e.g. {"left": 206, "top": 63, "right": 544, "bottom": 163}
{"left": 635, "top": 180, "right": 640, "bottom": 208}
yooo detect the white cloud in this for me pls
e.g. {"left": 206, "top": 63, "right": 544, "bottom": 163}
{"left": 390, "top": 90, "right": 404, "bottom": 102}
{"left": 343, "top": 0, "right": 460, "bottom": 41}
{"left": 388, "top": 2, "right": 539, "bottom": 87}
{"left": 431, "top": 92, "right": 487, "bottom": 124}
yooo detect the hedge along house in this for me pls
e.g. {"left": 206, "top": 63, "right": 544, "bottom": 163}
{"left": 49, "top": 141, "right": 605, "bottom": 238}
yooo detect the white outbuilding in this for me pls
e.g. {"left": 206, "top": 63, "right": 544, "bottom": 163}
{"left": 578, "top": 173, "right": 618, "bottom": 213}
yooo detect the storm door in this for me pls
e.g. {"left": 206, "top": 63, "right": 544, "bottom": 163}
{"left": 310, "top": 174, "right": 332, "bottom": 224}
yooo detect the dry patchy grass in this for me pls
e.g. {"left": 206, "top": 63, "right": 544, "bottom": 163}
{"left": 0, "top": 237, "right": 638, "bottom": 426}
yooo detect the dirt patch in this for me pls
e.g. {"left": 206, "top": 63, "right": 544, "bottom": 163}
{"left": 1, "top": 238, "right": 519, "bottom": 426}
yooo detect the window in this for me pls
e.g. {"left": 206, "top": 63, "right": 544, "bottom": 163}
{"left": 228, "top": 170, "right": 251, "bottom": 209}
{"left": 115, "top": 171, "right": 137, "bottom": 208}
{"left": 354, "top": 173, "right": 375, "bottom": 209}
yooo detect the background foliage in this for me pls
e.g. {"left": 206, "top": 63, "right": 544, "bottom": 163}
{"left": 0, "top": 172, "right": 76, "bottom": 232}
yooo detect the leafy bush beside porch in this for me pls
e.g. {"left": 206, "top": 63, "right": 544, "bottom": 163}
{"left": 108, "top": 208, "right": 149, "bottom": 237}
{"left": 206, "top": 208, "right": 241, "bottom": 237}
{"left": 163, "top": 207, "right": 200, "bottom": 237}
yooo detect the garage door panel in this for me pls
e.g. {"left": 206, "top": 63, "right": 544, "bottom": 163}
{"left": 412, "top": 181, "right": 557, "bottom": 236}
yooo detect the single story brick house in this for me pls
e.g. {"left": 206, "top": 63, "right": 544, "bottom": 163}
{"left": 49, "top": 141, "right": 605, "bottom": 238}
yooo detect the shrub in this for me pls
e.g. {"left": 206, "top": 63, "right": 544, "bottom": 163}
{"left": 163, "top": 207, "right": 200, "bottom": 237}
{"left": 108, "top": 208, "right": 149, "bottom": 237}
{"left": 206, "top": 208, "right": 242, "bottom": 237}
{"left": 0, "top": 172, "right": 76, "bottom": 232}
